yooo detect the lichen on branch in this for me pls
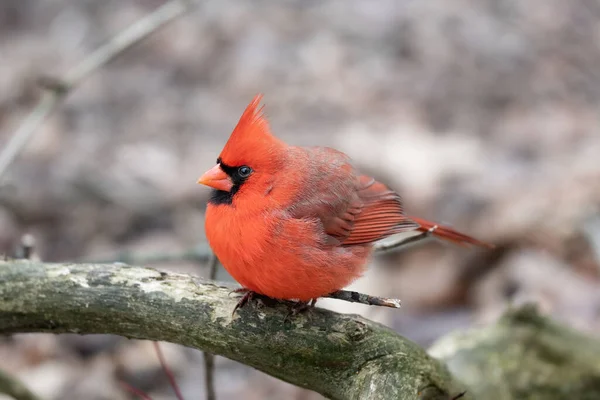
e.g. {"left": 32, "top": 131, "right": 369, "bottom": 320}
{"left": 0, "top": 260, "right": 465, "bottom": 400}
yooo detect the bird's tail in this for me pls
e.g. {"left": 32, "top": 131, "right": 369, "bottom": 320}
{"left": 409, "top": 216, "right": 494, "bottom": 249}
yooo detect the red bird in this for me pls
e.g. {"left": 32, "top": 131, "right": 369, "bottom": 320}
{"left": 198, "top": 95, "right": 491, "bottom": 306}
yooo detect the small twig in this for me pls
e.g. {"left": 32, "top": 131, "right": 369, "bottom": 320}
{"left": 0, "top": 93, "right": 56, "bottom": 180}
{"left": 325, "top": 290, "right": 401, "bottom": 309}
{"left": 203, "top": 253, "right": 218, "bottom": 400}
{"left": 16, "top": 234, "right": 36, "bottom": 260}
{"left": 0, "top": 368, "right": 41, "bottom": 400}
{"left": 153, "top": 342, "right": 185, "bottom": 400}
{"left": 581, "top": 213, "right": 600, "bottom": 274}
{"left": 120, "top": 381, "right": 154, "bottom": 400}
{"left": 0, "top": 0, "right": 195, "bottom": 180}
{"left": 206, "top": 252, "right": 219, "bottom": 280}
{"left": 203, "top": 351, "right": 216, "bottom": 400}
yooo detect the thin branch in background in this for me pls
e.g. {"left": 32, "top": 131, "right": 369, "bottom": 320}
{"left": 0, "top": 368, "right": 41, "bottom": 400}
{"left": 0, "top": 3, "right": 196, "bottom": 400}
{"left": 203, "top": 253, "right": 219, "bottom": 400}
{"left": 153, "top": 342, "right": 185, "bottom": 400}
{"left": 206, "top": 252, "right": 219, "bottom": 280}
{"left": 0, "top": 0, "right": 196, "bottom": 181}
{"left": 120, "top": 381, "right": 154, "bottom": 400}
{"left": 581, "top": 213, "right": 600, "bottom": 274}
{"left": 325, "top": 290, "right": 401, "bottom": 309}
{"left": 15, "top": 233, "right": 36, "bottom": 260}
{"left": 203, "top": 350, "right": 216, "bottom": 400}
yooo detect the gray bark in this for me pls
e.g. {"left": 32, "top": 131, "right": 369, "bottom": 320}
{"left": 0, "top": 260, "right": 466, "bottom": 400}
{"left": 430, "top": 304, "right": 600, "bottom": 400}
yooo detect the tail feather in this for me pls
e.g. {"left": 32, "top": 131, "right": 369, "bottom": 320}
{"left": 409, "top": 216, "right": 494, "bottom": 249}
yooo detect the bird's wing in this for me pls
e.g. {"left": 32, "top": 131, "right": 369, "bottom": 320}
{"left": 286, "top": 147, "right": 418, "bottom": 246}
{"left": 330, "top": 175, "right": 419, "bottom": 245}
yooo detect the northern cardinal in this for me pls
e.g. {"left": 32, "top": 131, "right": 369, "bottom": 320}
{"left": 198, "top": 95, "right": 491, "bottom": 306}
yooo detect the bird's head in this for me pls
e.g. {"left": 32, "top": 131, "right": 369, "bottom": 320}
{"left": 197, "top": 95, "right": 287, "bottom": 205}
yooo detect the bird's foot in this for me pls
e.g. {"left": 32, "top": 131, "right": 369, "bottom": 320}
{"left": 231, "top": 289, "right": 257, "bottom": 315}
{"left": 284, "top": 298, "right": 318, "bottom": 322}
{"left": 230, "top": 288, "right": 278, "bottom": 315}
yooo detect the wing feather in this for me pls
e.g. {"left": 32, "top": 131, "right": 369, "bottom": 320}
{"left": 337, "top": 177, "right": 418, "bottom": 245}
{"left": 285, "top": 147, "right": 418, "bottom": 246}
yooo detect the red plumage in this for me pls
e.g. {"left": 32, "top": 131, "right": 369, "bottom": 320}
{"left": 198, "top": 95, "right": 492, "bottom": 301}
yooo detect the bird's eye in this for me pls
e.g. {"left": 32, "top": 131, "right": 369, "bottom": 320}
{"left": 238, "top": 166, "right": 252, "bottom": 178}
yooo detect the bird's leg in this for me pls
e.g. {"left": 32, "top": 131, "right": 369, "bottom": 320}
{"left": 284, "top": 298, "right": 318, "bottom": 322}
{"left": 232, "top": 290, "right": 254, "bottom": 315}
{"left": 293, "top": 298, "right": 317, "bottom": 312}
{"left": 374, "top": 224, "right": 438, "bottom": 253}
{"left": 230, "top": 288, "right": 260, "bottom": 315}
{"left": 230, "top": 288, "right": 280, "bottom": 315}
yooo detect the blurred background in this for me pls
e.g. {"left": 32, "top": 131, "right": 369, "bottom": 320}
{"left": 1, "top": 0, "right": 600, "bottom": 399}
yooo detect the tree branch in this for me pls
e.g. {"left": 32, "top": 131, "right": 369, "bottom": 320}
{"left": 0, "top": 369, "right": 41, "bottom": 400}
{"left": 0, "top": 0, "right": 195, "bottom": 180}
{"left": 429, "top": 304, "right": 600, "bottom": 400}
{"left": 0, "top": 260, "right": 466, "bottom": 400}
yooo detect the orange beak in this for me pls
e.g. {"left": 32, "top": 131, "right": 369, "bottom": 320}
{"left": 197, "top": 164, "right": 233, "bottom": 192}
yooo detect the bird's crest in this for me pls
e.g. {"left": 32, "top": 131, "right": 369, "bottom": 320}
{"left": 218, "top": 94, "right": 285, "bottom": 167}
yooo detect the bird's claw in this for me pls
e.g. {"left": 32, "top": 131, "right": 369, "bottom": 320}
{"left": 284, "top": 298, "right": 317, "bottom": 322}
{"left": 231, "top": 289, "right": 277, "bottom": 315}
{"left": 231, "top": 290, "right": 318, "bottom": 321}
{"left": 231, "top": 289, "right": 256, "bottom": 316}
